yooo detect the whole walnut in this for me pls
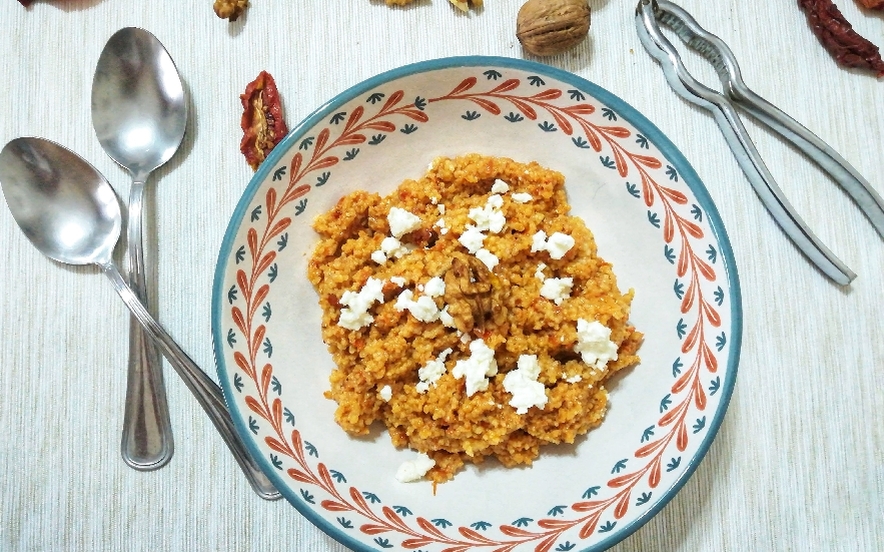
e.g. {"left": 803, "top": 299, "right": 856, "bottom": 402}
{"left": 516, "top": 0, "right": 591, "bottom": 57}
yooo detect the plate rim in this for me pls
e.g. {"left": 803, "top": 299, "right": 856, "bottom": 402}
{"left": 211, "top": 55, "right": 742, "bottom": 552}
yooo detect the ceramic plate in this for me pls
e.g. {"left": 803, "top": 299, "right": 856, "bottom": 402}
{"left": 212, "top": 56, "right": 741, "bottom": 551}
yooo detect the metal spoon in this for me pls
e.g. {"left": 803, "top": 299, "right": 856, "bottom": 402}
{"left": 91, "top": 27, "right": 186, "bottom": 470}
{"left": 0, "top": 137, "right": 281, "bottom": 501}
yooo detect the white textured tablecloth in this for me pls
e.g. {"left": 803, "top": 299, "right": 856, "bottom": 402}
{"left": 1, "top": 1, "right": 882, "bottom": 550}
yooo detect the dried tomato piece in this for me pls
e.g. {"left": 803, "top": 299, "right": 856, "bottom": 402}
{"left": 798, "top": 0, "right": 884, "bottom": 77}
{"left": 240, "top": 70, "right": 289, "bottom": 171}
{"left": 214, "top": 0, "right": 249, "bottom": 21}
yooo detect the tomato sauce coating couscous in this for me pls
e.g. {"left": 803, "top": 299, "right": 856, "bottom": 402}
{"left": 307, "top": 154, "right": 642, "bottom": 483}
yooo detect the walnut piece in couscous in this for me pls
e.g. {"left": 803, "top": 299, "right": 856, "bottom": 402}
{"left": 307, "top": 154, "right": 642, "bottom": 483}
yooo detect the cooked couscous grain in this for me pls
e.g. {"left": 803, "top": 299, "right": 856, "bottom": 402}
{"left": 307, "top": 154, "right": 642, "bottom": 483}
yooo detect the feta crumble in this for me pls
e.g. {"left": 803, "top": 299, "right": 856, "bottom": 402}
{"left": 456, "top": 193, "right": 509, "bottom": 268}
{"left": 531, "top": 230, "right": 575, "bottom": 260}
{"left": 395, "top": 452, "right": 435, "bottom": 483}
{"left": 452, "top": 339, "right": 498, "bottom": 396}
{"left": 468, "top": 195, "right": 505, "bottom": 233}
{"left": 531, "top": 230, "right": 548, "bottom": 253}
{"left": 388, "top": 207, "right": 422, "bottom": 239}
{"left": 575, "top": 319, "right": 619, "bottom": 369}
{"left": 423, "top": 276, "right": 446, "bottom": 298}
{"left": 475, "top": 248, "right": 500, "bottom": 271}
{"left": 416, "top": 348, "right": 452, "bottom": 394}
{"left": 379, "top": 385, "right": 392, "bottom": 402}
{"left": 546, "top": 232, "right": 576, "bottom": 260}
{"left": 503, "top": 355, "right": 549, "bottom": 414}
{"left": 511, "top": 192, "right": 533, "bottom": 203}
{"left": 458, "top": 225, "right": 486, "bottom": 254}
{"left": 491, "top": 179, "right": 509, "bottom": 194}
{"left": 394, "top": 289, "right": 440, "bottom": 323}
{"left": 439, "top": 306, "right": 456, "bottom": 328}
{"left": 371, "top": 236, "right": 413, "bottom": 264}
{"left": 337, "top": 277, "right": 385, "bottom": 330}
{"left": 539, "top": 277, "right": 573, "bottom": 305}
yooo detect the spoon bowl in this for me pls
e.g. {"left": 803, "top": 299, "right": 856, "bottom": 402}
{"left": 0, "top": 137, "right": 120, "bottom": 266}
{"left": 0, "top": 137, "right": 280, "bottom": 501}
{"left": 92, "top": 27, "right": 187, "bottom": 177}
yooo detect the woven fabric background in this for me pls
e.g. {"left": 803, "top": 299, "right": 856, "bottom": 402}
{"left": 1, "top": 1, "right": 882, "bottom": 550}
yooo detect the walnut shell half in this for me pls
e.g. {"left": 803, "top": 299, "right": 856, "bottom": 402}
{"left": 516, "top": 0, "right": 591, "bottom": 57}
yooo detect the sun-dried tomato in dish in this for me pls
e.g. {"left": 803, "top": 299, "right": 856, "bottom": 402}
{"left": 240, "top": 70, "right": 289, "bottom": 171}
{"left": 798, "top": 0, "right": 884, "bottom": 76}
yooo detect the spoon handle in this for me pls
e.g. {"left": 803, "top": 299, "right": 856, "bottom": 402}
{"left": 122, "top": 178, "right": 174, "bottom": 470}
{"left": 100, "top": 261, "right": 282, "bottom": 501}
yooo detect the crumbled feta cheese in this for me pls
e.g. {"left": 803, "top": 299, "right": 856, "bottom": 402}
{"left": 546, "top": 232, "right": 575, "bottom": 260}
{"left": 372, "top": 236, "right": 412, "bottom": 264}
{"left": 452, "top": 339, "right": 498, "bottom": 396}
{"left": 540, "top": 277, "right": 573, "bottom": 305}
{"left": 379, "top": 385, "right": 392, "bottom": 402}
{"left": 503, "top": 355, "right": 548, "bottom": 414}
{"left": 575, "top": 319, "right": 619, "bottom": 369}
{"left": 337, "top": 277, "right": 385, "bottom": 330}
{"left": 437, "top": 204, "right": 446, "bottom": 215}
{"left": 534, "top": 262, "right": 547, "bottom": 281}
{"left": 395, "top": 452, "right": 435, "bottom": 483}
{"left": 468, "top": 196, "right": 505, "bottom": 233}
{"left": 390, "top": 276, "right": 407, "bottom": 287}
{"left": 388, "top": 207, "right": 422, "bottom": 239}
{"left": 530, "top": 230, "right": 575, "bottom": 260}
{"left": 491, "top": 179, "right": 509, "bottom": 194}
{"left": 439, "top": 306, "right": 456, "bottom": 328}
{"left": 511, "top": 192, "right": 533, "bottom": 203}
{"left": 475, "top": 248, "right": 500, "bottom": 271}
{"left": 423, "top": 277, "right": 446, "bottom": 298}
{"left": 394, "top": 290, "right": 440, "bottom": 323}
{"left": 416, "top": 348, "right": 452, "bottom": 394}
{"left": 430, "top": 196, "right": 438, "bottom": 205}
{"left": 531, "top": 230, "right": 548, "bottom": 253}
{"left": 565, "top": 374, "right": 583, "bottom": 384}
{"left": 458, "top": 224, "right": 486, "bottom": 254}
{"left": 435, "top": 217, "right": 449, "bottom": 235}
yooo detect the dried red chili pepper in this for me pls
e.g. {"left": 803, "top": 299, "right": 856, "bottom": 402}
{"left": 240, "top": 70, "right": 289, "bottom": 171}
{"left": 856, "top": 0, "right": 884, "bottom": 10}
{"left": 798, "top": 0, "right": 884, "bottom": 77}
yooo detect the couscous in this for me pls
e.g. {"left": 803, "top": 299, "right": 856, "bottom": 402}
{"left": 307, "top": 154, "right": 642, "bottom": 483}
